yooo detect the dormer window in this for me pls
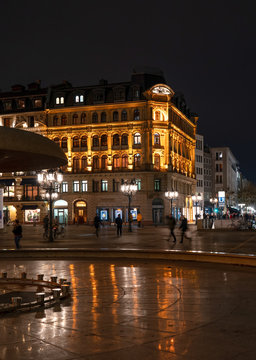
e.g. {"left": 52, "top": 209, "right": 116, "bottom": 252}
{"left": 56, "top": 96, "right": 64, "bottom": 105}
{"left": 56, "top": 97, "right": 60, "bottom": 105}
{"left": 17, "top": 99, "right": 25, "bottom": 109}
{"left": 60, "top": 97, "right": 64, "bottom": 104}
{"left": 75, "top": 95, "right": 84, "bottom": 103}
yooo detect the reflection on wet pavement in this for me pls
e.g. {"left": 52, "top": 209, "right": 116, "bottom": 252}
{"left": 0, "top": 260, "right": 256, "bottom": 359}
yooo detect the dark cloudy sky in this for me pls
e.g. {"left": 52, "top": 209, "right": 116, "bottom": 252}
{"left": 1, "top": 0, "right": 255, "bottom": 181}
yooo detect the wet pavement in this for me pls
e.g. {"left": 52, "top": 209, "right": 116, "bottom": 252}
{"left": 0, "top": 259, "right": 256, "bottom": 359}
{"left": 1, "top": 224, "right": 256, "bottom": 256}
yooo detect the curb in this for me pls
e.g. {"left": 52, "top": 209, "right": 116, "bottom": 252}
{"left": 1, "top": 248, "right": 256, "bottom": 267}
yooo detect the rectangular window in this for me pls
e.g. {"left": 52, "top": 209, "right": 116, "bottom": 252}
{"left": 62, "top": 182, "right": 68, "bottom": 193}
{"left": 73, "top": 181, "right": 80, "bottom": 192}
{"left": 3, "top": 186, "right": 15, "bottom": 197}
{"left": 101, "top": 180, "right": 108, "bottom": 192}
{"left": 154, "top": 179, "right": 161, "bottom": 191}
{"left": 17, "top": 99, "right": 25, "bottom": 109}
{"left": 216, "top": 152, "right": 223, "bottom": 160}
{"left": 93, "top": 180, "right": 99, "bottom": 192}
{"left": 55, "top": 184, "right": 61, "bottom": 193}
{"left": 81, "top": 180, "right": 88, "bottom": 192}
{"left": 135, "top": 179, "right": 141, "bottom": 191}
{"left": 113, "top": 180, "right": 119, "bottom": 192}
{"left": 24, "top": 185, "right": 39, "bottom": 200}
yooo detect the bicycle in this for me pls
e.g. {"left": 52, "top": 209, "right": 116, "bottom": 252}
{"left": 53, "top": 224, "right": 66, "bottom": 239}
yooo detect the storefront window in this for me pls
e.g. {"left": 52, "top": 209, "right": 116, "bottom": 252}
{"left": 25, "top": 209, "right": 40, "bottom": 223}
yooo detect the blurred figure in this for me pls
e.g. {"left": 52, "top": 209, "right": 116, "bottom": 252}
{"left": 137, "top": 212, "right": 142, "bottom": 228}
{"left": 179, "top": 215, "right": 191, "bottom": 243}
{"left": 12, "top": 219, "right": 22, "bottom": 249}
{"left": 94, "top": 214, "right": 101, "bottom": 237}
{"left": 168, "top": 214, "right": 176, "bottom": 243}
{"left": 115, "top": 214, "right": 123, "bottom": 236}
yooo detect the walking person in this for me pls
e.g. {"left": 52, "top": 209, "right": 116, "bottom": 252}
{"left": 115, "top": 214, "right": 123, "bottom": 236}
{"left": 12, "top": 219, "right": 22, "bottom": 249}
{"left": 43, "top": 215, "right": 49, "bottom": 239}
{"left": 179, "top": 215, "right": 191, "bottom": 243}
{"left": 168, "top": 214, "right": 176, "bottom": 243}
{"left": 137, "top": 212, "right": 142, "bottom": 228}
{"left": 94, "top": 213, "right": 101, "bottom": 238}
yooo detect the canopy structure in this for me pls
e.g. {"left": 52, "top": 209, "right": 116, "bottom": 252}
{"left": 0, "top": 127, "right": 67, "bottom": 172}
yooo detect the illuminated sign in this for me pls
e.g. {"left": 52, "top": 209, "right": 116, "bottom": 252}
{"left": 0, "top": 189, "right": 3, "bottom": 229}
{"left": 218, "top": 191, "right": 225, "bottom": 207}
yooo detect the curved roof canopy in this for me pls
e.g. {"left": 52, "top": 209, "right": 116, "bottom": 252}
{"left": 0, "top": 127, "right": 67, "bottom": 172}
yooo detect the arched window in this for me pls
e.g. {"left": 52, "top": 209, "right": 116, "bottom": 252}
{"left": 81, "top": 156, "right": 87, "bottom": 171}
{"left": 53, "top": 116, "right": 58, "bottom": 126}
{"left": 113, "top": 111, "right": 119, "bottom": 122}
{"left": 72, "top": 114, "right": 78, "bottom": 125}
{"left": 155, "top": 111, "right": 160, "bottom": 121}
{"left": 134, "top": 109, "right": 140, "bottom": 120}
{"left": 81, "top": 136, "right": 87, "bottom": 147}
{"left": 101, "top": 155, "right": 108, "bottom": 170}
{"left": 101, "top": 112, "right": 107, "bottom": 123}
{"left": 121, "top": 134, "right": 128, "bottom": 146}
{"left": 61, "top": 137, "right": 68, "bottom": 149}
{"left": 134, "top": 153, "right": 141, "bottom": 168}
{"left": 75, "top": 95, "right": 79, "bottom": 103}
{"left": 122, "top": 155, "right": 128, "bottom": 168}
{"left": 92, "top": 112, "right": 98, "bottom": 123}
{"left": 101, "top": 134, "right": 107, "bottom": 147}
{"left": 61, "top": 115, "right": 67, "bottom": 126}
{"left": 73, "top": 157, "right": 80, "bottom": 173}
{"left": 73, "top": 136, "right": 79, "bottom": 148}
{"left": 154, "top": 154, "right": 160, "bottom": 170}
{"left": 92, "top": 135, "right": 99, "bottom": 147}
{"left": 113, "top": 155, "right": 120, "bottom": 169}
{"left": 121, "top": 110, "right": 127, "bottom": 121}
{"left": 81, "top": 113, "right": 86, "bottom": 124}
{"left": 93, "top": 156, "right": 99, "bottom": 170}
{"left": 53, "top": 137, "right": 60, "bottom": 146}
{"left": 134, "top": 132, "right": 141, "bottom": 145}
{"left": 60, "top": 97, "right": 64, "bottom": 104}
{"left": 113, "top": 134, "right": 120, "bottom": 146}
{"left": 154, "top": 133, "right": 160, "bottom": 145}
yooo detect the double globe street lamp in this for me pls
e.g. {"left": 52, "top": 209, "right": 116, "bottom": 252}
{"left": 192, "top": 193, "right": 202, "bottom": 224}
{"left": 37, "top": 169, "right": 63, "bottom": 242}
{"left": 120, "top": 180, "right": 138, "bottom": 232}
{"left": 165, "top": 190, "right": 179, "bottom": 216}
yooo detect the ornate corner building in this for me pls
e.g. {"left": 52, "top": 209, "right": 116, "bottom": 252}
{"left": 0, "top": 71, "right": 198, "bottom": 224}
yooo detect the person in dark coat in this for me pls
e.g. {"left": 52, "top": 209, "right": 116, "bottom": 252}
{"left": 179, "top": 216, "right": 191, "bottom": 243}
{"left": 168, "top": 215, "right": 176, "bottom": 243}
{"left": 94, "top": 214, "right": 101, "bottom": 237}
{"left": 115, "top": 214, "right": 123, "bottom": 236}
{"left": 12, "top": 219, "right": 22, "bottom": 249}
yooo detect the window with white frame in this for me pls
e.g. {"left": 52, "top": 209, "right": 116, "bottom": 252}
{"left": 101, "top": 180, "right": 108, "bottom": 192}
{"left": 62, "top": 182, "right": 68, "bottom": 193}
{"left": 134, "top": 132, "right": 141, "bottom": 145}
{"left": 73, "top": 181, "right": 80, "bottom": 192}
{"left": 81, "top": 180, "right": 88, "bottom": 192}
{"left": 135, "top": 179, "right": 141, "bottom": 191}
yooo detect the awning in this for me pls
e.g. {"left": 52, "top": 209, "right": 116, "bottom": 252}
{"left": 20, "top": 178, "right": 38, "bottom": 185}
{"left": 0, "top": 179, "right": 15, "bottom": 186}
{"left": 21, "top": 205, "right": 38, "bottom": 210}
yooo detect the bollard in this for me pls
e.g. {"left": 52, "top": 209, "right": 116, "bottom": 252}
{"left": 21, "top": 272, "right": 27, "bottom": 279}
{"left": 61, "top": 284, "right": 70, "bottom": 295}
{"left": 2, "top": 272, "right": 7, "bottom": 279}
{"left": 12, "top": 297, "right": 22, "bottom": 308}
{"left": 51, "top": 276, "right": 58, "bottom": 283}
{"left": 52, "top": 288, "right": 61, "bottom": 300}
{"left": 37, "top": 274, "right": 44, "bottom": 281}
{"left": 59, "top": 278, "right": 67, "bottom": 285}
{"left": 36, "top": 292, "right": 45, "bottom": 305}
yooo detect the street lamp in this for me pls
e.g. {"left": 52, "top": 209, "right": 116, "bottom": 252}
{"left": 37, "top": 169, "right": 63, "bottom": 242}
{"left": 165, "top": 190, "right": 179, "bottom": 216}
{"left": 120, "top": 180, "right": 138, "bottom": 232}
{"left": 192, "top": 193, "right": 202, "bottom": 224}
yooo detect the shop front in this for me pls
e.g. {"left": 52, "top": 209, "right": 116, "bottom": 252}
{"left": 54, "top": 199, "right": 68, "bottom": 225}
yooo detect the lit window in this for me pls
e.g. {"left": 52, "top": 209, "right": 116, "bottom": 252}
{"left": 134, "top": 133, "right": 141, "bottom": 145}
{"left": 135, "top": 179, "right": 141, "bottom": 191}
{"left": 75, "top": 95, "right": 79, "bottom": 103}
{"left": 62, "top": 182, "right": 68, "bottom": 193}
{"left": 60, "top": 97, "right": 64, "bottom": 104}
{"left": 73, "top": 181, "right": 80, "bottom": 192}
{"left": 81, "top": 180, "right": 88, "bottom": 192}
{"left": 80, "top": 95, "right": 84, "bottom": 102}
{"left": 101, "top": 180, "right": 108, "bottom": 192}
{"left": 154, "top": 133, "right": 160, "bottom": 145}
{"left": 56, "top": 97, "right": 60, "bottom": 104}
{"left": 134, "top": 153, "right": 141, "bottom": 167}
{"left": 154, "top": 179, "right": 160, "bottom": 191}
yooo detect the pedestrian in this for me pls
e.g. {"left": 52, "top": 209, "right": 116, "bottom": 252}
{"left": 168, "top": 214, "right": 176, "bottom": 243}
{"left": 179, "top": 215, "right": 191, "bottom": 243}
{"left": 115, "top": 214, "right": 123, "bottom": 236}
{"left": 137, "top": 212, "right": 142, "bottom": 228}
{"left": 43, "top": 215, "right": 49, "bottom": 238}
{"left": 94, "top": 214, "right": 101, "bottom": 237}
{"left": 12, "top": 219, "right": 22, "bottom": 249}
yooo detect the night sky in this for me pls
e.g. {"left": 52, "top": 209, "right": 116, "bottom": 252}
{"left": 1, "top": 1, "right": 255, "bottom": 181}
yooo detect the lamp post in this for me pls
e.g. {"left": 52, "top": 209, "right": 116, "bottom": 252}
{"left": 192, "top": 193, "right": 202, "bottom": 224}
{"left": 165, "top": 190, "right": 179, "bottom": 216}
{"left": 120, "top": 180, "right": 138, "bottom": 232}
{"left": 37, "top": 169, "right": 63, "bottom": 242}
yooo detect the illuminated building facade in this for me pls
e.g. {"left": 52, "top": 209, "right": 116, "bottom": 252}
{"left": 0, "top": 70, "right": 197, "bottom": 224}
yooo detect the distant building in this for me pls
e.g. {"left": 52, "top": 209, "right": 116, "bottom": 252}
{"left": 0, "top": 69, "right": 198, "bottom": 224}
{"left": 203, "top": 144, "right": 213, "bottom": 212}
{"left": 195, "top": 134, "right": 204, "bottom": 218}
